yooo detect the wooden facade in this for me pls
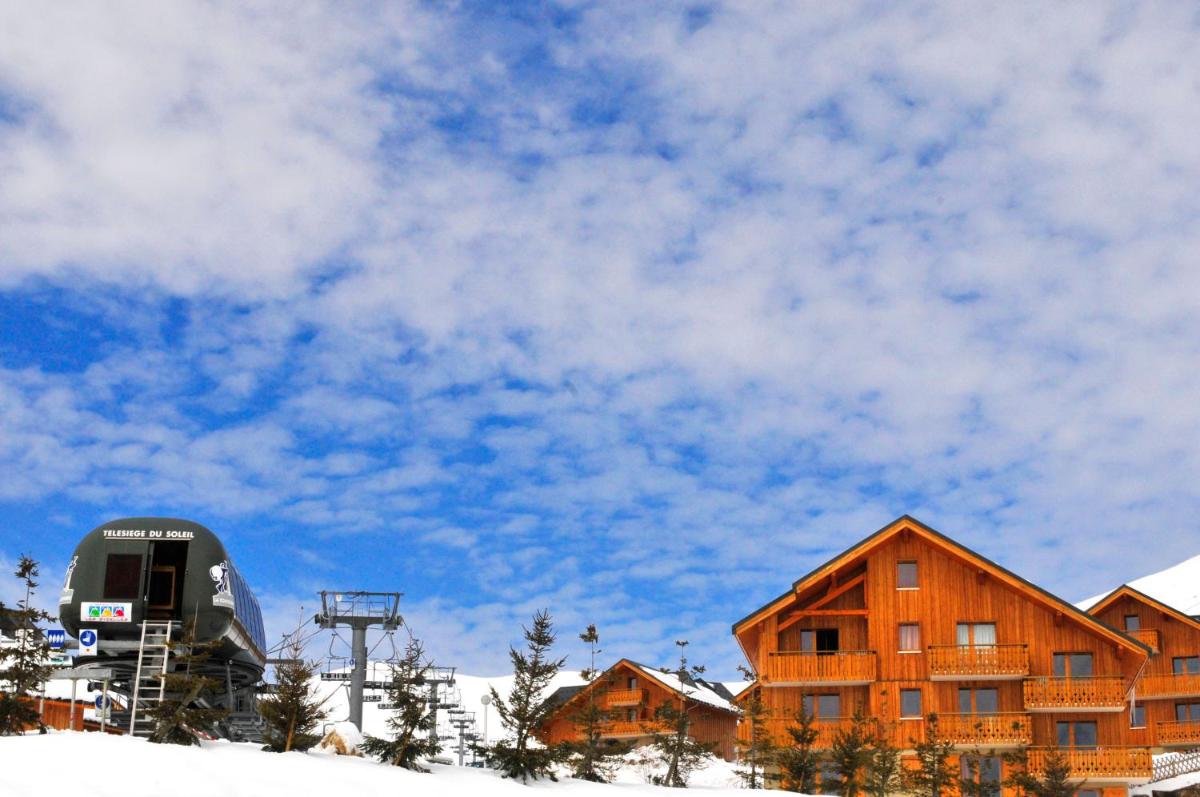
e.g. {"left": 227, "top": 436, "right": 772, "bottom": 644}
{"left": 536, "top": 659, "right": 739, "bottom": 761}
{"left": 1086, "top": 585, "right": 1200, "bottom": 751}
{"left": 733, "top": 516, "right": 1153, "bottom": 794}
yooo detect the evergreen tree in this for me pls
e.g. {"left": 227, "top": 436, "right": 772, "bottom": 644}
{"left": 735, "top": 669, "right": 777, "bottom": 789}
{"left": 958, "top": 747, "right": 1002, "bottom": 797}
{"left": 1004, "top": 747, "right": 1075, "bottom": 797}
{"left": 828, "top": 709, "right": 872, "bottom": 797}
{"left": 258, "top": 626, "right": 331, "bottom": 753}
{"left": 647, "top": 641, "right": 717, "bottom": 788}
{"left": 863, "top": 723, "right": 903, "bottom": 797}
{"left": 486, "top": 609, "right": 568, "bottom": 783}
{"left": 904, "top": 714, "right": 957, "bottom": 797}
{"left": 146, "top": 621, "right": 230, "bottom": 745}
{"left": 777, "top": 708, "right": 821, "bottom": 793}
{"left": 565, "top": 624, "right": 630, "bottom": 782}
{"left": 0, "top": 556, "right": 55, "bottom": 735}
{"left": 361, "top": 634, "right": 442, "bottom": 770}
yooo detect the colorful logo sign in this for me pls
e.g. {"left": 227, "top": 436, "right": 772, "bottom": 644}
{"left": 80, "top": 602, "right": 132, "bottom": 623}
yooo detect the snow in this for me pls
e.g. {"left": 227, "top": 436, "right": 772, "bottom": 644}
{"left": 627, "top": 663, "right": 736, "bottom": 713}
{"left": 1079, "top": 552, "right": 1200, "bottom": 615}
{"left": 0, "top": 731, "right": 754, "bottom": 797}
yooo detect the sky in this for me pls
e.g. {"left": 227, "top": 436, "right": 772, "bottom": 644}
{"left": 1, "top": 1, "right": 1199, "bottom": 678}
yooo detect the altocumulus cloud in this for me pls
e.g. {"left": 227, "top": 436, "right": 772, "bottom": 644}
{"left": 0, "top": 1, "right": 1199, "bottom": 674}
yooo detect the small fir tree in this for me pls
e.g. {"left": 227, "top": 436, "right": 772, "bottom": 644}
{"left": 647, "top": 640, "right": 717, "bottom": 788}
{"left": 904, "top": 714, "right": 958, "bottom": 797}
{"left": 146, "top": 622, "right": 230, "bottom": 745}
{"left": 258, "top": 625, "right": 331, "bottom": 753}
{"left": 1004, "top": 747, "right": 1075, "bottom": 797}
{"left": 566, "top": 624, "right": 630, "bottom": 782}
{"left": 735, "top": 669, "right": 777, "bottom": 789}
{"left": 777, "top": 707, "right": 821, "bottom": 793}
{"left": 361, "top": 635, "right": 442, "bottom": 770}
{"left": 829, "top": 709, "right": 872, "bottom": 797}
{"left": 863, "top": 722, "right": 903, "bottom": 797}
{"left": 486, "top": 609, "right": 568, "bottom": 782}
{"left": 958, "top": 748, "right": 1002, "bottom": 797}
{"left": 0, "top": 556, "right": 55, "bottom": 735}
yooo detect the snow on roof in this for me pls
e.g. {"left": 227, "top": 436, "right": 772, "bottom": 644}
{"left": 628, "top": 661, "right": 737, "bottom": 714}
{"left": 1079, "top": 552, "right": 1200, "bottom": 616}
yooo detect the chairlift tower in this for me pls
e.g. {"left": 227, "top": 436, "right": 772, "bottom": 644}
{"left": 449, "top": 710, "right": 476, "bottom": 766}
{"left": 316, "top": 591, "right": 401, "bottom": 731}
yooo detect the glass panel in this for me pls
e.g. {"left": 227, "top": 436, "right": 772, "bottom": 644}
{"left": 800, "top": 630, "right": 815, "bottom": 653}
{"left": 802, "top": 695, "right": 815, "bottom": 718}
{"left": 1056, "top": 722, "right": 1071, "bottom": 747}
{"left": 1131, "top": 704, "right": 1145, "bottom": 728}
{"left": 1124, "top": 615, "right": 1140, "bottom": 631}
{"left": 897, "top": 561, "right": 917, "bottom": 589}
{"left": 976, "top": 689, "right": 999, "bottom": 714}
{"left": 818, "top": 694, "right": 841, "bottom": 718}
{"left": 899, "top": 624, "right": 920, "bottom": 652}
{"left": 958, "top": 688, "right": 972, "bottom": 714}
{"left": 816, "top": 628, "right": 839, "bottom": 653}
{"left": 1074, "top": 722, "right": 1097, "bottom": 749}
{"left": 956, "top": 623, "right": 970, "bottom": 646}
{"left": 1190, "top": 703, "right": 1200, "bottom": 722}
{"left": 973, "top": 623, "right": 997, "bottom": 646}
{"left": 1069, "top": 654, "right": 1093, "bottom": 678}
{"left": 1174, "top": 657, "right": 1200, "bottom": 675}
{"left": 980, "top": 757, "right": 1001, "bottom": 797}
{"left": 901, "top": 689, "right": 922, "bottom": 718}
{"left": 103, "top": 554, "right": 142, "bottom": 600}
{"left": 1178, "top": 703, "right": 1189, "bottom": 723}
{"left": 1053, "top": 654, "right": 1068, "bottom": 677}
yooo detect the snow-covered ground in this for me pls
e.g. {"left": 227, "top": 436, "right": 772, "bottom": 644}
{"left": 0, "top": 731, "right": 745, "bottom": 796}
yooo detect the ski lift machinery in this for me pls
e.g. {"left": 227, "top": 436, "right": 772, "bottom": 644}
{"left": 315, "top": 591, "right": 401, "bottom": 731}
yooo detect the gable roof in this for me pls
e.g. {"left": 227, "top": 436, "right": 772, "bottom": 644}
{"left": 540, "top": 658, "right": 739, "bottom": 722}
{"left": 732, "top": 514, "right": 1151, "bottom": 658}
{"left": 1085, "top": 584, "right": 1200, "bottom": 634}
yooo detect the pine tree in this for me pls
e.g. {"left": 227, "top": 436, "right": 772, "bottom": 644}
{"left": 904, "top": 714, "right": 957, "bottom": 797}
{"left": 829, "top": 709, "right": 872, "bottom": 797}
{"left": 146, "top": 621, "right": 230, "bottom": 745}
{"left": 486, "top": 609, "right": 568, "bottom": 782}
{"left": 361, "top": 634, "right": 442, "bottom": 770}
{"left": 958, "top": 746, "right": 1002, "bottom": 797}
{"left": 735, "top": 669, "right": 777, "bottom": 789}
{"left": 0, "top": 556, "right": 56, "bottom": 735}
{"left": 259, "top": 625, "right": 330, "bottom": 753}
{"left": 565, "top": 624, "right": 630, "bottom": 782}
{"left": 777, "top": 708, "right": 821, "bottom": 793}
{"left": 1004, "top": 746, "right": 1075, "bottom": 797}
{"left": 647, "top": 640, "right": 717, "bottom": 788}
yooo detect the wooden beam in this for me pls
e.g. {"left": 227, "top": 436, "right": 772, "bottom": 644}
{"left": 779, "top": 574, "right": 867, "bottom": 631}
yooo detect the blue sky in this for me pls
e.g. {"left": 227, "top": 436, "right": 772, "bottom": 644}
{"left": 2, "top": 2, "right": 1199, "bottom": 677}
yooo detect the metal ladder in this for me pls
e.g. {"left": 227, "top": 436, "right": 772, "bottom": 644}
{"left": 128, "top": 621, "right": 174, "bottom": 737}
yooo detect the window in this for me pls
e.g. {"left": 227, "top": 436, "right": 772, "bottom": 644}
{"left": 1124, "top": 615, "right": 1140, "bottom": 632}
{"left": 900, "top": 689, "right": 922, "bottom": 719}
{"left": 899, "top": 624, "right": 921, "bottom": 652}
{"left": 626, "top": 708, "right": 637, "bottom": 722}
{"left": 1173, "top": 656, "right": 1200, "bottom": 675}
{"left": 959, "top": 687, "right": 999, "bottom": 714}
{"left": 1056, "top": 721, "right": 1097, "bottom": 748}
{"left": 801, "top": 628, "right": 840, "bottom": 653}
{"left": 1176, "top": 702, "right": 1200, "bottom": 722}
{"left": 960, "top": 756, "right": 1001, "bottom": 797}
{"left": 627, "top": 676, "right": 638, "bottom": 689}
{"left": 802, "top": 694, "right": 841, "bottom": 719}
{"left": 103, "top": 554, "right": 142, "bottom": 600}
{"left": 1077, "top": 790, "right": 1100, "bottom": 797}
{"left": 897, "top": 561, "right": 918, "bottom": 589}
{"left": 956, "top": 622, "right": 997, "bottom": 647}
{"left": 1053, "top": 653, "right": 1094, "bottom": 678}
{"left": 1131, "top": 703, "right": 1146, "bottom": 729}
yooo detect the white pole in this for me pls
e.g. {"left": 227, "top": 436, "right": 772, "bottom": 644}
{"left": 68, "top": 678, "right": 77, "bottom": 731}
{"left": 100, "top": 678, "right": 109, "bottom": 734}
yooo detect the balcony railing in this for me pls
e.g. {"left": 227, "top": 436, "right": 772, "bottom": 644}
{"left": 764, "top": 651, "right": 877, "bottom": 685}
{"left": 604, "top": 688, "right": 647, "bottom": 707}
{"left": 927, "top": 645, "right": 1029, "bottom": 680}
{"left": 1156, "top": 720, "right": 1200, "bottom": 746}
{"left": 738, "top": 716, "right": 856, "bottom": 749}
{"left": 937, "top": 713, "right": 1032, "bottom": 748}
{"left": 1128, "top": 629, "right": 1160, "bottom": 653}
{"left": 1023, "top": 676, "right": 1127, "bottom": 711}
{"left": 601, "top": 720, "right": 667, "bottom": 738}
{"left": 1138, "top": 672, "right": 1200, "bottom": 700}
{"left": 1026, "top": 748, "right": 1152, "bottom": 782}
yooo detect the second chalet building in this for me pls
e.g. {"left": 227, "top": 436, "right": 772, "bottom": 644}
{"left": 733, "top": 516, "right": 1153, "bottom": 795}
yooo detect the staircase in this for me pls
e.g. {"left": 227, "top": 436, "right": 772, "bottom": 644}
{"left": 128, "top": 621, "right": 174, "bottom": 737}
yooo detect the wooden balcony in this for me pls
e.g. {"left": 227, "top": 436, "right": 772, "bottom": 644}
{"left": 1156, "top": 720, "right": 1200, "bottom": 746}
{"left": 763, "top": 651, "right": 877, "bottom": 686}
{"left": 1128, "top": 629, "right": 1159, "bottom": 653}
{"left": 1138, "top": 672, "right": 1200, "bottom": 700}
{"left": 1026, "top": 748, "right": 1152, "bottom": 783}
{"left": 937, "top": 713, "right": 1032, "bottom": 748}
{"left": 739, "top": 716, "right": 855, "bottom": 749}
{"left": 1023, "top": 676, "right": 1127, "bottom": 712}
{"left": 927, "top": 645, "right": 1029, "bottom": 680}
{"left": 600, "top": 720, "right": 667, "bottom": 738}
{"left": 604, "top": 688, "right": 647, "bottom": 707}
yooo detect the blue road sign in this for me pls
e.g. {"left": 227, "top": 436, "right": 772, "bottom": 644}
{"left": 47, "top": 629, "right": 66, "bottom": 649}
{"left": 95, "top": 694, "right": 111, "bottom": 710}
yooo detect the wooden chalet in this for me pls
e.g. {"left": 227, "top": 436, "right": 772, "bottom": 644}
{"left": 733, "top": 515, "right": 1154, "bottom": 795}
{"left": 537, "top": 658, "right": 739, "bottom": 761}
{"left": 1086, "top": 585, "right": 1200, "bottom": 751}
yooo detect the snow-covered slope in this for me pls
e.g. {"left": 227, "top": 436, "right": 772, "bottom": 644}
{"left": 1079, "top": 553, "right": 1200, "bottom": 614}
{"left": 0, "top": 732, "right": 749, "bottom": 797}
